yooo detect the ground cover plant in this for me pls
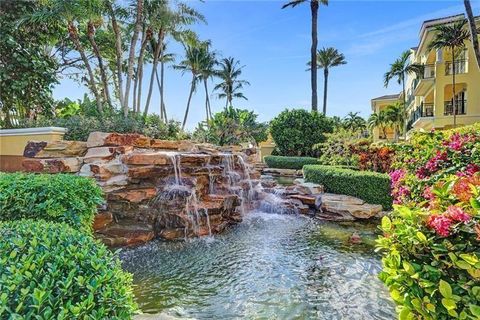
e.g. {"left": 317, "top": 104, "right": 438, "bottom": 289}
{"left": 264, "top": 155, "right": 319, "bottom": 170}
{"left": 377, "top": 124, "right": 480, "bottom": 319}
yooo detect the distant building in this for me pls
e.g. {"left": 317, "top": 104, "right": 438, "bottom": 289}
{"left": 371, "top": 14, "right": 480, "bottom": 142}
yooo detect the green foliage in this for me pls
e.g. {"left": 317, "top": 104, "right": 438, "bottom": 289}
{"left": 264, "top": 156, "right": 319, "bottom": 170}
{"left": 193, "top": 106, "right": 267, "bottom": 146}
{"left": 314, "top": 128, "right": 360, "bottom": 167}
{"left": 0, "top": 173, "right": 103, "bottom": 233}
{"left": 303, "top": 165, "right": 392, "bottom": 209}
{"left": 378, "top": 123, "right": 480, "bottom": 319}
{"left": 0, "top": 0, "right": 59, "bottom": 128}
{"left": 270, "top": 109, "right": 334, "bottom": 157}
{"left": 18, "top": 114, "right": 186, "bottom": 141}
{"left": 0, "top": 219, "right": 137, "bottom": 319}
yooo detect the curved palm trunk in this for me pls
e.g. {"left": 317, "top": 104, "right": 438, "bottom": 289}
{"left": 322, "top": 68, "right": 328, "bottom": 115}
{"left": 68, "top": 22, "right": 103, "bottom": 115}
{"left": 464, "top": 0, "right": 480, "bottom": 70}
{"left": 310, "top": 1, "right": 319, "bottom": 112}
{"left": 204, "top": 79, "right": 211, "bottom": 122}
{"left": 144, "top": 32, "right": 164, "bottom": 117}
{"left": 135, "top": 31, "right": 149, "bottom": 114}
{"left": 108, "top": 2, "right": 124, "bottom": 109}
{"left": 124, "top": 0, "right": 144, "bottom": 117}
{"left": 183, "top": 74, "right": 196, "bottom": 130}
{"left": 87, "top": 22, "right": 112, "bottom": 109}
{"left": 452, "top": 46, "right": 457, "bottom": 128}
{"left": 154, "top": 64, "right": 167, "bottom": 122}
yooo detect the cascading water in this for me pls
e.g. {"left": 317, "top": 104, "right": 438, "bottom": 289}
{"left": 237, "top": 155, "right": 254, "bottom": 201}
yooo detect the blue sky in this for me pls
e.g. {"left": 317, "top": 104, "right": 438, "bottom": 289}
{"left": 53, "top": 0, "right": 479, "bottom": 130}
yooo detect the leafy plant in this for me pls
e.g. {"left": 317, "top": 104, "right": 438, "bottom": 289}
{"left": 270, "top": 109, "right": 333, "bottom": 157}
{"left": 303, "top": 165, "right": 392, "bottom": 209}
{"left": 264, "top": 156, "right": 319, "bottom": 170}
{"left": 0, "top": 219, "right": 137, "bottom": 319}
{"left": 314, "top": 128, "right": 360, "bottom": 167}
{"left": 0, "top": 173, "right": 103, "bottom": 233}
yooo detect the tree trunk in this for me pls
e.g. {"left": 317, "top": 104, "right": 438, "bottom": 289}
{"left": 322, "top": 68, "right": 328, "bottom": 115}
{"left": 87, "top": 22, "right": 113, "bottom": 109}
{"left": 154, "top": 65, "right": 165, "bottom": 121}
{"left": 124, "top": 0, "right": 144, "bottom": 117}
{"left": 135, "top": 30, "right": 149, "bottom": 113}
{"left": 160, "top": 60, "right": 167, "bottom": 121}
{"left": 182, "top": 75, "right": 196, "bottom": 130}
{"left": 68, "top": 22, "right": 103, "bottom": 115}
{"left": 204, "top": 78, "right": 211, "bottom": 122}
{"left": 310, "top": 1, "right": 319, "bottom": 112}
{"left": 402, "top": 76, "right": 407, "bottom": 139}
{"left": 108, "top": 2, "right": 125, "bottom": 109}
{"left": 452, "top": 46, "right": 457, "bottom": 128}
{"left": 464, "top": 0, "right": 480, "bottom": 70}
{"left": 143, "top": 31, "right": 164, "bottom": 117}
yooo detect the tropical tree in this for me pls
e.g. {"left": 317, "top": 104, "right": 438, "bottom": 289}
{"left": 282, "top": 0, "right": 328, "bottom": 112}
{"left": 214, "top": 57, "right": 250, "bottom": 108}
{"left": 308, "top": 47, "right": 346, "bottom": 115}
{"left": 428, "top": 19, "right": 470, "bottom": 128}
{"left": 368, "top": 111, "right": 388, "bottom": 140}
{"left": 198, "top": 47, "right": 217, "bottom": 122}
{"left": 156, "top": 45, "right": 175, "bottom": 122}
{"left": 383, "top": 102, "right": 404, "bottom": 142}
{"left": 342, "top": 111, "right": 366, "bottom": 133}
{"left": 384, "top": 50, "right": 422, "bottom": 137}
{"left": 463, "top": 0, "right": 480, "bottom": 70}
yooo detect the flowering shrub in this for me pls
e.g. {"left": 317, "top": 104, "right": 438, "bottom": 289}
{"left": 377, "top": 124, "right": 480, "bottom": 319}
{"left": 349, "top": 140, "right": 395, "bottom": 173}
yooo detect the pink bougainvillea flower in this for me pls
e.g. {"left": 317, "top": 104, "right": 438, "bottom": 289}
{"left": 445, "top": 206, "right": 471, "bottom": 222}
{"left": 425, "top": 151, "right": 448, "bottom": 172}
{"left": 465, "top": 164, "right": 480, "bottom": 176}
{"left": 416, "top": 166, "right": 429, "bottom": 179}
{"left": 389, "top": 169, "right": 406, "bottom": 188}
{"left": 422, "top": 186, "right": 435, "bottom": 201}
{"left": 427, "top": 214, "right": 453, "bottom": 237}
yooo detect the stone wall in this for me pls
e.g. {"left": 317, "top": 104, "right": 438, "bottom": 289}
{"left": 22, "top": 132, "right": 261, "bottom": 246}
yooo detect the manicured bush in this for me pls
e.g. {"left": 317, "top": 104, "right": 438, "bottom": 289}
{"left": 270, "top": 109, "right": 333, "bottom": 157}
{"left": 0, "top": 173, "right": 103, "bottom": 233}
{"left": 314, "top": 128, "right": 360, "bottom": 167}
{"left": 264, "top": 155, "right": 319, "bottom": 170}
{"left": 377, "top": 123, "right": 480, "bottom": 319}
{"left": 0, "top": 219, "right": 137, "bottom": 319}
{"left": 303, "top": 165, "right": 392, "bottom": 209}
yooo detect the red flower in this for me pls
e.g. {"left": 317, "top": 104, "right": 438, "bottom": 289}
{"left": 427, "top": 214, "right": 453, "bottom": 237}
{"left": 445, "top": 206, "right": 471, "bottom": 222}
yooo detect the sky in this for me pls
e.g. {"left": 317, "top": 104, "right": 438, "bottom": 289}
{"left": 53, "top": 0, "right": 480, "bottom": 130}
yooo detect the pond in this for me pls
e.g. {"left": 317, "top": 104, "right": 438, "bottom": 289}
{"left": 121, "top": 211, "right": 395, "bottom": 319}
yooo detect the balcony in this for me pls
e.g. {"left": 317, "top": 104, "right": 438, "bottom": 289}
{"left": 445, "top": 60, "right": 467, "bottom": 75}
{"left": 414, "top": 64, "right": 435, "bottom": 96}
{"left": 444, "top": 100, "right": 467, "bottom": 116}
{"left": 407, "top": 103, "right": 434, "bottom": 131}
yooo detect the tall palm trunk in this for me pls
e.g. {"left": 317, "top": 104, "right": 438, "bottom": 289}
{"left": 108, "top": 2, "right": 124, "bottom": 109}
{"left": 87, "top": 22, "right": 112, "bottom": 109}
{"left": 464, "top": 0, "right": 480, "bottom": 70}
{"left": 124, "top": 0, "right": 144, "bottom": 117}
{"left": 144, "top": 31, "right": 164, "bottom": 117}
{"left": 322, "top": 68, "right": 328, "bottom": 115}
{"left": 68, "top": 22, "right": 103, "bottom": 114}
{"left": 155, "top": 64, "right": 166, "bottom": 122}
{"left": 204, "top": 78, "right": 211, "bottom": 121}
{"left": 182, "top": 74, "right": 196, "bottom": 130}
{"left": 135, "top": 30, "right": 149, "bottom": 113}
{"left": 452, "top": 46, "right": 457, "bottom": 128}
{"left": 310, "top": 1, "right": 319, "bottom": 112}
{"left": 160, "top": 60, "right": 167, "bottom": 121}
{"left": 401, "top": 76, "right": 407, "bottom": 138}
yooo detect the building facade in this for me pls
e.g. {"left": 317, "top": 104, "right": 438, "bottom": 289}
{"left": 371, "top": 14, "right": 480, "bottom": 142}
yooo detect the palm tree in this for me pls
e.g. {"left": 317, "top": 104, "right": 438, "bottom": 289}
{"left": 384, "top": 50, "right": 422, "bottom": 137}
{"left": 383, "top": 102, "right": 404, "bottom": 142}
{"left": 368, "top": 111, "right": 388, "bottom": 140}
{"left": 214, "top": 57, "right": 250, "bottom": 108}
{"left": 464, "top": 1, "right": 480, "bottom": 70}
{"left": 155, "top": 45, "right": 175, "bottom": 122}
{"left": 343, "top": 111, "right": 366, "bottom": 133}
{"left": 428, "top": 19, "right": 470, "bottom": 128}
{"left": 174, "top": 38, "right": 211, "bottom": 129}
{"left": 308, "top": 47, "right": 346, "bottom": 115}
{"left": 199, "top": 46, "right": 217, "bottom": 122}
{"left": 282, "top": 0, "right": 328, "bottom": 112}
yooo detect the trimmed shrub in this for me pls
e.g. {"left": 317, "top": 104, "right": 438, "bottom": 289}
{"left": 0, "top": 173, "right": 103, "bottom": 233}
{"left": 0, "top": 219, "right": 137, "bottom": 319}
{"left": 303, "top": 165, "right": 392, "bottom": 209}
{"left": 270, "top": 109, "right": 333, "bottom": 157}
{"left": 264, "top": 155, "right": 319, "bottom": 170}
{"left": 314, "top": 128, "right": 360, "bottom": 167}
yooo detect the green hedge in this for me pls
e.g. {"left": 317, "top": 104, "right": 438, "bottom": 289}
{"left": 0, "top": 219, "right": 137, "bottom": 319}
{"left": 0, "top": 173, "right": 103, "bottom": 233}
{"left": 264, "top": 156, "right": 319, "bottom": 170}
{"left": 303, "top": 165, "right": 392, "bottom": 210}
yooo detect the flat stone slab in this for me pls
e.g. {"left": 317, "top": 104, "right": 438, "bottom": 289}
{"left": 321, "top": 193, "right": 382, "bottom": 219}
{"left": 263, "top": 168, "right": 302, "bottom": 177}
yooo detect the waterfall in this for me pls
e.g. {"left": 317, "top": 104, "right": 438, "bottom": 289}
{"left": 168, "top": 153, "right": 182, "bottom": 185}
{"left": 237, "top": 155, "right": 254, "bottom": 201}
{"left": 204, "top": 208, "right": 212, "bottom": 236}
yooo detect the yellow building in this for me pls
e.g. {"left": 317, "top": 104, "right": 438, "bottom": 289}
{"left": 371, "top": 14, "right": 480, "bottom": 142}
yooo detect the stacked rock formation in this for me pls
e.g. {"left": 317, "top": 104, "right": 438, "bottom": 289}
{"left": 22, "top": 132, "right": 261, "bottom": 246}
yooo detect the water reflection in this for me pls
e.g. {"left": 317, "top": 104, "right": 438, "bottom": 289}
{"left": 121, "top": 212, "right": 395, "bottom": 319}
